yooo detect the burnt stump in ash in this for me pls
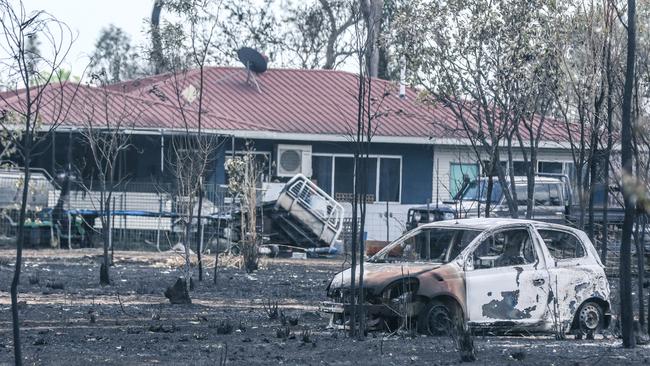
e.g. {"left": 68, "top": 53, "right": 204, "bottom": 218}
{"left": 164, "top": 278, "right": 191, "bottom": 304}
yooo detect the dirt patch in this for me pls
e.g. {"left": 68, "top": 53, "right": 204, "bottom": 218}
{"left": 0, "top": 249, "right": 649, "bottom": 365}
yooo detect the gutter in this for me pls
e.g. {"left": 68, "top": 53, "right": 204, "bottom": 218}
{"left": 42, "top": 124, "right": 616, "bottom": 151}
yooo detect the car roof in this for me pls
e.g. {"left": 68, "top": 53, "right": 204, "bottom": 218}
{"left": 418, "top": 218, "right": 585, "bottom": 235}
{"left": 419, "top": 217, "right": 585, "bottom": 231}
{"left": 476, "top": 176, "right": 564, "bottom": 184}
{"left": 419, "top": 218, "right": 539, "bottom": 231}
{"left": 409, "top": 205, "right": 455, "bottom": 212}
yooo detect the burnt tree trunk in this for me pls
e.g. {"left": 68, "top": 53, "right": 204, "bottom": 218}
{"left": 196, "top": 183, "right": 204, "bottom": 281}
{"left": 601, "top": 44, "right": 614, "bottom": 265}
{"left": 619, "top": 0, "right": 637, "bottom": 349}
{"left": 100, "top": 189, "right": 111, "bottom": 286}
{"left": 635, "top": 217, "right": 645, "bottom": 328}
{"left": 11, "top": 133, "right": 32, "bottom": 366}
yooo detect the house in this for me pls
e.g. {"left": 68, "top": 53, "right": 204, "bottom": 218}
{"left": 0, "top": 66, "right": 579, "bottom": 241}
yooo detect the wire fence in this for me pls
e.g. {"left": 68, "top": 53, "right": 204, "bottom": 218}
{"left": 0, "top": 174, "right": 239, "bottom": 253}
{"left": 0, "top": 170, "right": 646, "bottom": 271}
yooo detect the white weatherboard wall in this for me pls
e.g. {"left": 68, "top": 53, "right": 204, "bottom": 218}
{"left": 341, "top": 202, "right": 418, "bottom": 241}
{"left": 432, "top": 145, "right": 576, "bottom": 203}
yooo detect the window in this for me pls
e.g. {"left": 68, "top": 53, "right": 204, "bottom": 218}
{"left": 379, "top": 158, "right": 400, "bottom": 202}
{"left": 315, "top": 154, "right": 402, "bottom": 202}
{"left": 450, "top": 163, "right": 479, "bottom": 197}
{"left": 312, "top": 156, "right": 332, "bottom": 195}
{"left": 514, "top": 183, "right": 563, "bottom": 206}
{"left": 472, "top": 229, "right": 536, "bottom": 269}
{"left": 459, "top": 179, "right": 503, "bottom": 203}
{"left": 373, "top": 228, "right": 480, "bottom": 263}
{"left": 548, "top": 184, "right": 562, "bottom": 206}
{"left": 533, "top": 184, "right": 551, "bottom": 206}
{"left": 514, "top": 185, "right": 529, "bottom": 206}
{"left": 481, "top": 160, "right": 507, "bottom": 176}
{"left": 512, "top": 161, "right": 532, "bottom": 176}
{"left": 363, "top": 157, "right": 378, "bottom": 198}
{"left": 538, "top": 161, "right": 563, "bottom": 174}
{"left": 334, "top": 156, "right": 354, "bottom": 195}
{"left": 533, "top": 184, "right": 563, "bottom": 206}
{"left": 538, "top": 229, "right": 585, "bottom": 259}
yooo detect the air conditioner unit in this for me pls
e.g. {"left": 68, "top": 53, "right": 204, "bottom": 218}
{"left": 276, "top": 144, "right": 312, "bottom": 177}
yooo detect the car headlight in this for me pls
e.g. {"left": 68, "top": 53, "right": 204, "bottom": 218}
{"left": 443, "top": 212, "right": 455, "bottom": 220}
{"left": 413, "top": 212, "right": 422, "bottom": 222}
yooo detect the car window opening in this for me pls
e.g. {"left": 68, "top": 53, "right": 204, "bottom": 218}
{"left": 371, "top": 228, "right": 481, "bottom": 263}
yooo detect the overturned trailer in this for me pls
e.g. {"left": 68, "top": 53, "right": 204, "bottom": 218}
{"left": 272, "top": 174, "right": 344, "bottom": 250}
{"left": 224, "top": 174, "right": 345, "bottom": 254}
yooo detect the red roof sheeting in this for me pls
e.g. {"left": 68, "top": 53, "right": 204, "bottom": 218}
{"left": 0, "top": 67, "right": 572, "bottom": 144}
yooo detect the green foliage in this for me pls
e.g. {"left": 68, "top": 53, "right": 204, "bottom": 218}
{"left": 394, "top": 0, "right": 561, "bottom": 113}
{"left": 90, "top": 25, "right": 143, "bottom": 83}
{"left": 0, "top": 110, "right": 26, "bottom": 162}
{"left": 145, "top": 0, "right": 359, "bottom": 72}
{"left": 225, "top": 155, "right": 249, "bottom": 196}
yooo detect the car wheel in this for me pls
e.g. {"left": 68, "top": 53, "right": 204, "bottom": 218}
{"left": 576, "top": 301, "right": 604, "bottom": 340}
{"left": 418, "top": 300, "right": 458, "bottom": 336}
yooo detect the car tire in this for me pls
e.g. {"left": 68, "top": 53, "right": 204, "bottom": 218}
{"left": 418, "top": 299, "right": 460, "bottom": 336}
{"left": 575, "top": 301, "right": 605, "bottom": 340}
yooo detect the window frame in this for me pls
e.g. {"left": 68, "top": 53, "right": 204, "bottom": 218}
{"left": 313, "top": 152, "right": 403, "bottom": 203}
{"left": 468, "top": 226, "right": 539, "bottom": 270}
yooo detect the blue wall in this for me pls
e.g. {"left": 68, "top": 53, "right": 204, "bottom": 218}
{"left": 30, "top": 132, "right": 433, "bottom": 204}
{"left": 215, "top": 138, "right": 433, "bottom": 204}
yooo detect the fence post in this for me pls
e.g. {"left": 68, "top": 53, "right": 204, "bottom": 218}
{"left": 67, "top": 211, "right": 71, "bottom": 250}
{"left": 156, "top": 195, "right": 162, "bottom": 252}
{"left": 109, "top": 196, "right": 115, "bottom": 251}
{"left": 385, "top": 201, "right": 389, "bottom": 242}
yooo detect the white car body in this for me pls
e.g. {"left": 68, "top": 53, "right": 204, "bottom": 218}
{"left": 324, "top": 218, "right": 611, "bottom": 335}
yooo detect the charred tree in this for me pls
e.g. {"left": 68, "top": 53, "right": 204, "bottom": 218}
{"left": 0, "top": 2, "right": 79, "bottom": 363}
{"left": 619, "top": 0, "right": 637, "bottom": 349}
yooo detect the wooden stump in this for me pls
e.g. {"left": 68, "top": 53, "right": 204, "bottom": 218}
{"left": 164, "top": 278, "right": 191, "bottom": 304}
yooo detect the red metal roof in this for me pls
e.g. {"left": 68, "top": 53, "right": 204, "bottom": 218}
{"left": 0, "top": 67, "right": 572, "bottom": 144}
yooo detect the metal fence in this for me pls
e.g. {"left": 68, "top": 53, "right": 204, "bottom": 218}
{"left": 0, "top": 174, "right": 240, "bottom": 253}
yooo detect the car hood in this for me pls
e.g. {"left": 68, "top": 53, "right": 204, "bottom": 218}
{"left": 328, "top": 262, "right": 442, "bottom": 292}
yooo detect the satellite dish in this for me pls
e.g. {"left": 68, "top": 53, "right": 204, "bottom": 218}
{"left": 237, "top": 47, "right": 268, "bottom": 74}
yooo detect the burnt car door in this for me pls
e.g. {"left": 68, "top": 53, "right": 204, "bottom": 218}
{"left": 535, "top": 227, "right": 609, "bottom": 331}
{"left": 463, "top": 225, "right": 551, "bottom": 327}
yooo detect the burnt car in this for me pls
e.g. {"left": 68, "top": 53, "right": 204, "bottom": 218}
{"left": 322, "top": 218, "right": 611, "bottom": 338}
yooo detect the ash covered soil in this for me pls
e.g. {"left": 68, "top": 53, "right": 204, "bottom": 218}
{"left": 0, "top": 249, "right": 648, "bottom": 365}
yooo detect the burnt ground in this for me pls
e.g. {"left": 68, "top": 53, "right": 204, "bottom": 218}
{"left": 0, "top": 249, "right": 649, "bottom": 365}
